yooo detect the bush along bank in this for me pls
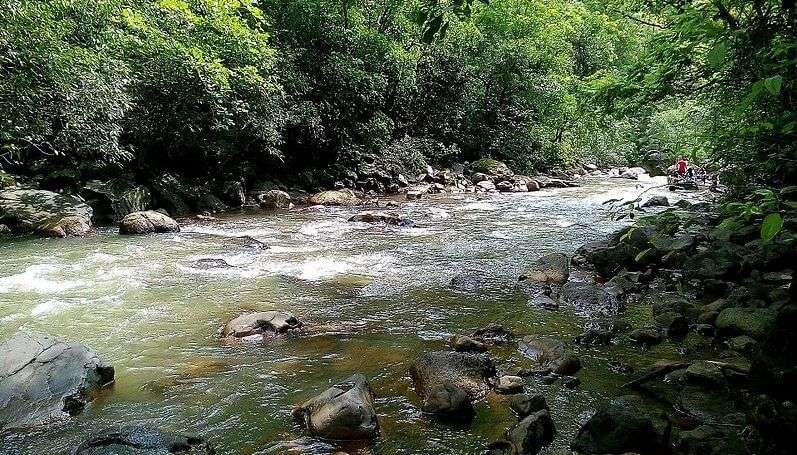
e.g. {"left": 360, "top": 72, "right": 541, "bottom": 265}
{"left": 563, "top": 189, "right": 796, "bottom": 455}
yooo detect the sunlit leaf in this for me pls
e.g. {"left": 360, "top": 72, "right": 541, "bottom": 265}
{"left": 761, "top": 213, "right": 783, "bottom": 242}
{"left": 763, "top": 75, "right": 783, "bottom": 96}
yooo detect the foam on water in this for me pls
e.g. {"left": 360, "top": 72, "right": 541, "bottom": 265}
{"left": 30, "top": 298, "right": 75, "bottom": 317}
{"left": 0, "top": 264, "right": 85, "bottom": 294}
{"left": 459, "top": 201, "right": 497, "bottom": 211}
{"left": 298, "top": 220, "right": 355, "bottom": 238}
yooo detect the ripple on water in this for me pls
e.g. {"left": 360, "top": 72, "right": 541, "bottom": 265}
{"left": 0, "top": 264, "right": 85, "bottom": 294}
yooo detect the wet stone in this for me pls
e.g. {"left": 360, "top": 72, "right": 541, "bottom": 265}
{"left": 494, "top": 375, "right": 524, "bottom": 394}
{"left": 74, "top": 426, "right": 213, "bottom": 455}
{"left": 0, "top": 332, "right": 114, "bottom": 429}
{"left": 450, "top": 335, "right": 488, "bottom": 353}
{"left": 222, "top": 311, "right": 302, "bottom": 339}
{"left": 508, "top": 394, "right": 549, "bottom": 418}
{"left": 292, "top": 374, "right": 379, "bottom": 440}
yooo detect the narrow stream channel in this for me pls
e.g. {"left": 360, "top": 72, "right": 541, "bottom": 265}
{"left": 1, "top": 177, "right": 696, "bottom": 454}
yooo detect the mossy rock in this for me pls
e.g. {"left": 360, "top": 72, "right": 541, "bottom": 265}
{"left": 469, "top": 158, "right": 513, "bottom": 177}
{"left": 0, "top": 171, "right": 15, "bottom": 189}
{"left": 715, "top": 307, "right": 777, "bottom": 340}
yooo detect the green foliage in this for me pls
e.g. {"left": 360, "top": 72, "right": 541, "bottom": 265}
{"left": 713, "top": 187, "right": 795, "bottom": 243}
{"left": 1, "top": 0, "right": 283, "bottom": 184}
{"left": 590, "top": 0, "right": 796, "bottom": 185}
{"left": 6, "top": 0, "right": 789, "bottom": 194}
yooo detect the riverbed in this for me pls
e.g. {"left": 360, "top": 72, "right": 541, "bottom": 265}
{"left": 1, "top": 177, "right": 693, "bottom": 454}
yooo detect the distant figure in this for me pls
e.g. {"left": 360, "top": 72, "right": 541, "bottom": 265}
{"left": 676, "top": 157, "right": 688, "bottom": 176}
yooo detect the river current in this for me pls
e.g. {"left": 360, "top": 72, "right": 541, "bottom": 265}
{"left": 1, "top": 177, "right": 693, "bottom": 454}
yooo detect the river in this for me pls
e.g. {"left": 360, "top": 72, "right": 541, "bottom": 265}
{"left": 1, "top": 176, "right": 692, "bottom": 454}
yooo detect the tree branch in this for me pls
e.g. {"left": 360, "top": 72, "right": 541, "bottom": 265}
{"left": 609, "top": 8, "right": 668, "bottom": 29}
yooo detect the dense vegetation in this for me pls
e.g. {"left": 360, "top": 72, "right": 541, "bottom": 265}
{"left": 0, "top": 0, "right": 794, "bottom": 193}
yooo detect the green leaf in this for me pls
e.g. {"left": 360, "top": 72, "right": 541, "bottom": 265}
{"left": 761, "top": 213, "right": 783, "bottom": 242}
{"left": 707, "top": 41, "right": 727, "bottom": 68}
{"left": 763, "top": 75, "right": 783, "bottom": 96}
{"left": 635, "top": 248, "right": 654, "bottom": 263}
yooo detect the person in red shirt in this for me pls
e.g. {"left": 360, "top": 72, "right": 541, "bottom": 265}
{"left": 676, "top": 157, "right": 688, "bottom": 176}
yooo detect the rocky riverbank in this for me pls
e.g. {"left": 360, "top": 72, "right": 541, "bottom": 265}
{"left": 2, "top": 159, "right": 646, "bottom": 240}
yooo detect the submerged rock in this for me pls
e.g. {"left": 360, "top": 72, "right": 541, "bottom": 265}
{"left": 191, "top": 258, "right": 233, "bottom": 269}
{"left": 0, "top": 332, "right": 114, "bottom": 429}
{"left": 0, "top": 189, "right": 93, "bottom": 237}
{"left": 519, "top": 253, "right": 570, "bottom": 285}
{"left": 118, "top": 210, "right": 179, "bottom": 235}
{"left": 74, "top": 425, "right": 213, "bottom": 454}
{"left": 308, "top": 189, "right": 360, "bottom": 206}
{"left": 571, "top": 395, "right": 670, "bottom": 454}
{"left": 222, "top": 311, "right": 302, "bottom": 339}
{"left": 450, "top": 335, "right": 488, "bottom": 353}
{"left": 517, "top": 337, "right": 581, "bottom": 376}
{"left": 292, "top": 374, "right": 379, "bottom": 440}
{"left": 409, "top": 351, "right": 495, "bottom": 420}
{"left": 450, "top": 271, "right": 491, "bottom": 293}
{"left": 472, "top": 323, "right": 515, "bottom": 344}
{"left": 348, "top": 211, "right": 414, "bottom": 227}
{"left": 490, "top": 410, "right": 556, "bottom": 455}
{"left": 508, "top": 394, "right": 549, "bottom": 418}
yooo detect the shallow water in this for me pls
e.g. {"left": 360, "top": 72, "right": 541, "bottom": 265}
{"left": 1, "top": 177, "right": 697, "bottom": 454}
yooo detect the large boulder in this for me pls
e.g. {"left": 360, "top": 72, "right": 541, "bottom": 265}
{"left": 683, "top": 245, "right": 740, "bottom": 279}
{"left": 500, "top": 410, "right": 557, "bottom": 455}
{"left": 715, "top": 307, "right": 777, "bottom": 340}
{"left": 642, "top": 195, "right": 669, "bottom": 208}
{"left": 409, "top": 351, "right": 495, "bottom": 420}
{"left": 559, "top": 282, "right": 619, "bottom": 318}
{"left": 118, "top": 210, "right": 179, "bottom": 235}
{"left": 348, "top": 211, "right": 414, "bottom": 227}
{"left": 254, "top": 189, "right": 291, "bottom": 209}
{"left": 469, "top": 159, "right": 513, "bottom": 178}
{"left": 222, "top": 311, "right": 302, "bottom": 339}
{"left": 517, "top": 337, "right": 581, "bottom": 375}
{"left": 83, "top": 179, "right": 151, "bottom": 223}
{"left": 292, "top": 374, "right": 379, "bottom": 440}
{"left": 575, "top": 241, "right": 637, "bottom": 277}
{"left": 74, "top": 425, "right": 213, "bottom": 454}
{"left": 519, "top": 253, "right": 570, "bottom": 285}
{"left": 571, "top": 395, "right": 669, "bottom": 454}
{"left": 150, "top": 174, "right": 227, "bottom": 215}
{"left": 308, "top": 189, "right": 360, "bottom": 206}
{"left": 0, "top": 332, "right": 114, "bottom": 429}
{"left": 0, "top": 189, "right": 93, "bottom": 237}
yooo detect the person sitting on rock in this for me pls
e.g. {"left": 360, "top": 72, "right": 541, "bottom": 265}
{"left": 676, "top": 156, "right": 688, "bottom": 176}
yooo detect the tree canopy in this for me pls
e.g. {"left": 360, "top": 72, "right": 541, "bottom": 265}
{"left": 0, "top": 0, "right": 794, "bottom": 190}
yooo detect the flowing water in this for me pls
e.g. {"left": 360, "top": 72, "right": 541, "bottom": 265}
{"left": 1, "top": 177, "right": 697, "bottom": 454}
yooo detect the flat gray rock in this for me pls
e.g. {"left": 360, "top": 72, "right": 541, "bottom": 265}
{"left": 0, "top": 332, "right": 114, "bottom": 429}
{"left": 222, "top": 311, "right": 302, "bottom": 338}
